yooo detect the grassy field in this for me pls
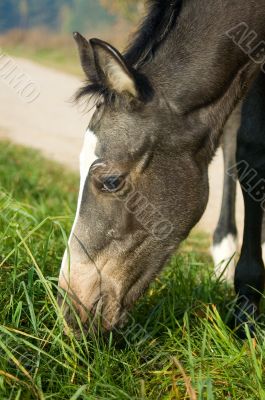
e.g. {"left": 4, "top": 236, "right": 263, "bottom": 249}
{"left": 0, "top": 140, "right": 265, "bottom": 399}
{"left": 0, "top": 28, "right": 129, "bottom": 76}
{"left": 2, "top": 45, "right": 82, "bottom": 76}
{"left": 0, "top": 30, "right": 83, "bottom": 76}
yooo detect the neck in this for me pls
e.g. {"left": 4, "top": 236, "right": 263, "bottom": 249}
{"left": 135, "top": 0, "right": 263, "bottom": 162}
{"left": 125, "top": 0, "right": 183, "bottom": 69}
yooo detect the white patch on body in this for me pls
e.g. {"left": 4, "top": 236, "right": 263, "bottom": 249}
{"left": 211, "top": 234, "right": 238, "bottom": 284}
{"left": 262, "top": 243, "right": 265, "bottom": 263}
{"left": 59, "top": 128, "right": 98, "bottom": 283}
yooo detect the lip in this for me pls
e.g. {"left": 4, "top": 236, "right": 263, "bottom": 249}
{"left": 57, "top": 288, "right": 127, "bottom": 334}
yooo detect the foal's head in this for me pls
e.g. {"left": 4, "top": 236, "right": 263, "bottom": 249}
{"left": 58, "top": 33, "right": 210, "bottom": 331}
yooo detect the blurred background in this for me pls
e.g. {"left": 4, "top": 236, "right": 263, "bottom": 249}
{"left": 0, "top": 0, "right": 145, "bottom": 74}
{"left": 0, "top": 0, "right": 147, "bottom": 166}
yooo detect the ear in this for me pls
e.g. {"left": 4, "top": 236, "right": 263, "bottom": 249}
{"left": 90, "top": 38, "right": 138, "bottom": 97}
{"left": 73, "top": 32, "right": 98, "bottom": 82}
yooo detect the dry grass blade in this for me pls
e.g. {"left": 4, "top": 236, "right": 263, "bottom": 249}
{"left": 172, "top": 357, "right": 197, "bottom": 400}
{"left": 0, "top": 369, "right": 21, "bottom": 383}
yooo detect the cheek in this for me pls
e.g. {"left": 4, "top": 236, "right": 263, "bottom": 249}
{"left": 165, "top": 167, "right": 209, "bottom": 230}
{"left": 188, "top": 172, "right": 209, "bottom": 222}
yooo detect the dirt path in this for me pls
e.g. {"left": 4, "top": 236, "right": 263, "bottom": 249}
{"left": 0, "top": 57, "right": 90, "bottom": 169}
{"left": 0, "top": 57, "right": 244, "bottom": 240}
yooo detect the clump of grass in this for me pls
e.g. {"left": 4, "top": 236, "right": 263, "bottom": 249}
{"left": 0, "top": 140, "right": 265, "bottom": 399}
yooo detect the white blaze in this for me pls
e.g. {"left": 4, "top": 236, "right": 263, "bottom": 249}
{"left": 78, "top": 128, "right": 98, "bottom": 208}
{"left": 59, "top": 128, "right": 98, "bottom": 282}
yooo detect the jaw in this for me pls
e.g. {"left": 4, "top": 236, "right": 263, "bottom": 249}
{"left": 58, "top": 184, "right": 208, "bottom": 334}
{"left": 58, "top": 237, "right": 180, "bottom": 333}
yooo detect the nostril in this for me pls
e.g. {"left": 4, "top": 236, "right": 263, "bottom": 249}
{"left": 57, "top": 292, "right": 71, "bottom": 325}
{"left": 57, "top": 287, "right": 124, "bottom": 334}
{"left": 57, "top": 289, "right": 71, "bottom": 315}
{"left": 91, "top": 297, "right": 103, "bottom": 317}
{"left": 57, "top": 289, "right": 101, "bottom": 333}
{"left": 57, "top": 292, "right": 64, "bottom": 308}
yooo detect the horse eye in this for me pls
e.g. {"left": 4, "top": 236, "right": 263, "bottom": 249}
{"left": 102, "top": 176, "right": 124, "bottom": 193}
{"left": 96, "top": 99, "right": 104, "bottom": 109}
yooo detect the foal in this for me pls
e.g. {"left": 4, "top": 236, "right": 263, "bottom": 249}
{"left": 59, "top": 0, "right": 265, "bottom": 335}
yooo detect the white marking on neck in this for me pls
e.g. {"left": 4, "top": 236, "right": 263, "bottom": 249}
{"left": 211, "top": 234, "right": 238, "bottom": 284}
{"left": 60, "top": 128, "right": 98, "bottom": 280}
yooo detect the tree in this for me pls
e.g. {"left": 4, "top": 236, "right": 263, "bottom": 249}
{"left": 63, "top": 0, "right": 115, "bottom": 33}
{"left": 0, "top": 0, "right": 20, "bottom": 32}
{"left": 0, "top": 0, "right": 62, "bottom": 32}
{"left": 26, "top": 0, "right": 61, "bottom": 30}
{"left": 100, "top": 0, "right": 144, "bottom": 22}
{"left": 0, "top": 0, "right": 116, "bottom": 33}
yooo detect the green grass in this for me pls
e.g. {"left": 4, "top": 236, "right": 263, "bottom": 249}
{"left": 1, "top": 140, "right": 265, "bottom": 399}
{"left": 1, "top": 44, "right": 82, "bottom": 77}
{"left": 0, "top": 29, "right": 127, "bottom": 77}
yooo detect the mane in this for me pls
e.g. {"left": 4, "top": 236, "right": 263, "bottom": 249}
{"left": 125, "top": 0, "right": 183, "bottom": 68}
{"left": 76, "top": 0, "right": 183, "bottom": 107}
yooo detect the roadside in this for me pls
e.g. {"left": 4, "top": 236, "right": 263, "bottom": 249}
{"left": 0, "top": 57, "right": 90, "bottom": 170}
{"left": 0, "top": 27, "right": 129, "bottom": 77}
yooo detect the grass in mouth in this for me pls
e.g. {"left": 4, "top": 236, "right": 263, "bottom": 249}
{"left": 0, "top": 140, "right": 265, "bottom": 399}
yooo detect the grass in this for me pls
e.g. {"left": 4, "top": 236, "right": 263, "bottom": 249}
{"left": 0, "top": 30, "right": 82, "bottom": 76}
{"left": 1, "top": 140, "right": 265, "bottom": 399}
{"left": 1, "top": 44, "right": 82, "bottom": 77}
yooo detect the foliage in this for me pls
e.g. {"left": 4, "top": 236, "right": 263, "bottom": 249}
{"left": 100, "top": 0, "right": 144, "bottom": 22}
{"left": 0, "top": 140, "right": 265, "bottom": 399}
{"left": 0, "top": 0, "right": 115, "bottom": 33}
{"left": 64, "top": 0, "right": 115, "bottom": 34}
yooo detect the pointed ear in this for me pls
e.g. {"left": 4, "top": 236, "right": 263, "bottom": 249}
{"left": 90, "top": 38, "right": 138, "bottom": 97}
{"left": 73, "top": 32, "right": 98, "bottom": 82}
